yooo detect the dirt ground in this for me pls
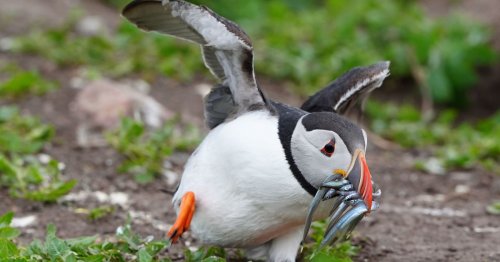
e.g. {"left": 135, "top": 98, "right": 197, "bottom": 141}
{"left": 0, "top": 1, "right": 499, "bottom": 261}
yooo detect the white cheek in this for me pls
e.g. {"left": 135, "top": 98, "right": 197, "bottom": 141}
{"left": 290, "top": 122, "right": 357, "bottom": 188}
{"left": 291, "top": 134, "right": 329, "bottom": 186}
{"left": 362, "top": 129, "right": 368, "bottom": 151}
{"left": 331, "top": 134, "right": 351, "bottom": 171}
{"left": 290, "top": 124, "right": 331, "bottom": 186}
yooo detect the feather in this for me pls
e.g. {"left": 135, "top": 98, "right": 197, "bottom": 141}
{"left": 301, "top": 61, "right": 390, "bottom": 117}
{"left": 122, "top": 0, "right": 267, "bottom": 114}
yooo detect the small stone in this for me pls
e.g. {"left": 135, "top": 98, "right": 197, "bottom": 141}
{"left": 94, "top": 191, "right": 109, "bottom": 202}
{"left": 109, "top": 192, "right": 129, "bottom": 207}
{"left": 76, "top": 16, "right": 105, "bottom": 36}
{"left": 57, "top": 162, "right": 66, "bottom": 171}
{"left": 72, "top": 79, "right": 172, "bottom": 130}
{"left": 454, "top": 185, "right": 470, "bottom": 194}
{"left": 11, "top": 215, "right": 37, "bottom": 228}
{"left": 129, "top": 79, "right": 151, "bottom": 94}
{"left": 38, "top": 154, "right": 51, "bottom": 164}
{"left": 116, "top": 226, "right": 125, "bottom": 235}
{"left": 473, "top": 227, "right": 500, "bottom": 233}
{"left": 163, "top": 170, "right": 179, "bottom": 187}
{"left": 423, "top": 157, "right": 446, "bottom": 175}
{"left": 0, "top": 37, "right": 14, "bottom": 51}
{"left": 70, "top": 76, "right": 86, "bottom": 89}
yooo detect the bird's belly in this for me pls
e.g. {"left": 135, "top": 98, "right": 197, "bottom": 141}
{"left": 172, "top": 111, "right": 315, "bottom": 247}
{"left": 190, "top": 198, "right": 305, "bottom": 247}
{"left": 186, "top": 187, "right": 334, "bottom": 247}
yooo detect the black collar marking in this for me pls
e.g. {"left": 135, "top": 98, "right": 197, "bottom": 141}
{"left": 273, "top": 102, "right": 317, "bottom": 196}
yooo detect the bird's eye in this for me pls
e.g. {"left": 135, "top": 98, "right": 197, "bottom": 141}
{"left": 320, "top": 139, "right": 335, "bottom": 157}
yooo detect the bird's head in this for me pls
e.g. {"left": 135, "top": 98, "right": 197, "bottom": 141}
{"left": 290, "top": 112, "right": 373, "bottom": 210}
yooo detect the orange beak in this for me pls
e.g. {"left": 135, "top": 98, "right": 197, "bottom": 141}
{"left": 346, "top": 150, "right": 373, "bottom": 212}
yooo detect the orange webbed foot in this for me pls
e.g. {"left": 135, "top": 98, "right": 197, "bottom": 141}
{"left": 168, "top": 191, "right": 195, "bottom": 243}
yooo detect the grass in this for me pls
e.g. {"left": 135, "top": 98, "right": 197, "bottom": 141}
{"left": 184, "top": 246, "right": 227, "bottom": 262}
{"left": 0, "top": 64, "right": 57, "bottom": 98}
{"left": 9, "top": 18, "right": 202, "bottom": 82}
{"left": 0, "top": 155, "right": 76, "bottom": 202}
{"left": 487, "top": 201, "right": 500, "bottom": 215}
{"left": 0, "top": 211, "right": 358, "bottom": 261}
{"left": 0, "top": 212, "right": 227, "bottom": 261}
{"left": 75, "top": 205, "right": 117, "bottom": 221}
{"left": 10, "top": 0, "right": 496, "bottom": 106}
{"left": 106, "top": 117, "right": 200, "bottom": 183}
{"left": 0, "top": 106, "right": 76, "bottom": 202}
{"left": 301, "top": 221, "right": 359, "bottom": 262}
{"left": 366, "top": 102, "right": 500, "bottom": 174}
{"left": 0, "top": 212, "right": 170, "bottom": 261}
{"left": 0, "top": 106, "right": 53, "bottom": 154}
{"left": 186, "top": 0, "right": 496, "bottom": 106}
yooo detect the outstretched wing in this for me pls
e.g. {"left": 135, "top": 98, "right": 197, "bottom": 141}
{"left": 301, "top": 61, "right": 390, "bottom": 116}
{"left": 122, "top": 0, "right": 267, "bottom": 114}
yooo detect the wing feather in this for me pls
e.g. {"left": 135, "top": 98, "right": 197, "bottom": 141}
{"left": 202, "top": 46, "right": 226, "bottom": 81}
{"left": 122, "top": 0, "right": 266, "bottom": 113}
{"left": 301, "top": 61, "right": 390, "bottom": 116}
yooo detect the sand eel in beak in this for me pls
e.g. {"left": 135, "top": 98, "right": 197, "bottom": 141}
{"left": 122, "top": 0, "right": 389, "bottom": 260}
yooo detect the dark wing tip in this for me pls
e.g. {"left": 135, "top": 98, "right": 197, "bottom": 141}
{"left": 342, "top": 61, "right": 390, "bottom": 89}
{"left": 371, "top": 60, "right": 390, "bottom": 76}
{"left": 375, "top": 60, "right": 390, "bottom": 70}
{"left": 300, "top": 61, "right": 391, "bottom": 114}
{"left": 122, "top": 0, "right": 161, "bottom": 17}
{"left": 356, "top": 60, "right": 390, "bottom": 80}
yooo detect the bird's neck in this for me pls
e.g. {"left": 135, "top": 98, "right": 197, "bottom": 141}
{"left": 274, "top": 102, "right": 317, "bottom": 196}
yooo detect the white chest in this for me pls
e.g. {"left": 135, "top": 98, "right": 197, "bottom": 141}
{"left": 173, "top": 111, "right": 316, "bottom": 246}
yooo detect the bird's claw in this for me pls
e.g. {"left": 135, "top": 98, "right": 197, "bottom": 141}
{"left": 302, "top": 174, "right": 381, "bottom": 247}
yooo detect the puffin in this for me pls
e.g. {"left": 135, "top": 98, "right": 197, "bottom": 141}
{"left": 122, "top": 0, "right": 389, "bottom": 261}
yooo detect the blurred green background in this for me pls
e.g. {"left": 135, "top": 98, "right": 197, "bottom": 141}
{"left": 0, "top": 0, "right": 499, "bottom": 261}
{"left": 12, "top": 0, "right": 498, "bottom": 106}
{"left": 9, "top": 0, "right": 495, "bottom": 172}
